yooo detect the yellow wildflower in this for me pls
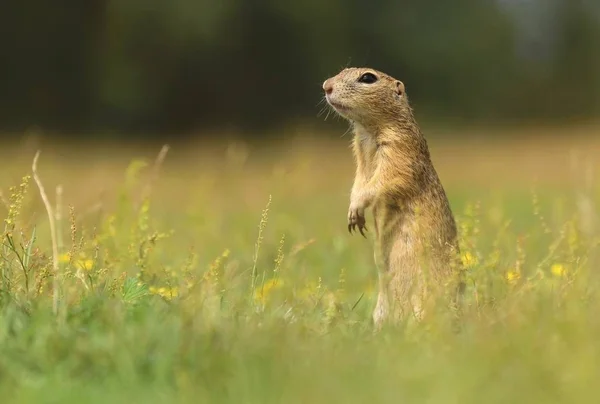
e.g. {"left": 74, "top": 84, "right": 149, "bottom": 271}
{"left": 551, "top": 263, "right": 567, "bottom": 277}
{"left": 75, "top": 259, "right": 94, "bottom": 271}
{"left": 149, "top": 286, "right": 179, "bottom": 301}
{"left": 58, "top": 253, "right": 71, "bottom": 264}
{"left": 61, "top": 252, "right": 93, "bottom": 270}
{"left": 506, "top": 269, "right": 520, "bottom": 284}
{"left": 461, "top": 252, "right": 478, "bottom": 268}
{"left": 162, "top": 287, "right": 178, "bottom": 300}
{"left": 254, "top": 278, "right": 283, "bottom": 305}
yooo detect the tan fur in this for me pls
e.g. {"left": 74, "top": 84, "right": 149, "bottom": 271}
{"left": 322, "top": 67, "right": 464, "bottom": 327}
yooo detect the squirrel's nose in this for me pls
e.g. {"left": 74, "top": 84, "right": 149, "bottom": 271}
{"left": 322, "top": 79, "right": 333, "bottom": 95}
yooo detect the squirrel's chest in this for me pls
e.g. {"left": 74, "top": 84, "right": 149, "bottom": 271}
{"left": 354, "top": 131, "right": 379, "bottom": 175}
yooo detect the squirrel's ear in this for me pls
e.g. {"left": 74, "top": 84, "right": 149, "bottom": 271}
{"left": 395, "top": 81, "right": 405, "bottom": 96}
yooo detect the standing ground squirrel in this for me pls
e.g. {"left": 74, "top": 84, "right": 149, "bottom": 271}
{"left": 322, "top": 67, "right": 464, "bottom": 327}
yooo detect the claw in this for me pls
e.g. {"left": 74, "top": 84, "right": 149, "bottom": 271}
{"left": 359, "top": 226, "right": 366, "bottom": 238}
{"left": 348, "top": 224, "right": 352, "bottom": 233}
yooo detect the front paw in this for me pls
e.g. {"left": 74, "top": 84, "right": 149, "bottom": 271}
{"left": 348, "top": 205, "right": 367, "bottom": 237}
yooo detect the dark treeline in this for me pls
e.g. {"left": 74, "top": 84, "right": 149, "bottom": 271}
{"left": 1, "top": 0, "right": 599, "bottom": 139}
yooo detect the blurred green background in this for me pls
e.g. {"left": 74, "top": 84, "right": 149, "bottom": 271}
{"left": 2, "top": 0, "right": 599, "bottom": 138}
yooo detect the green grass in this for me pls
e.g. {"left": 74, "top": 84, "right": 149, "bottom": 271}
{"left": 0, "top": 135, "right": 599, "bottom": 403}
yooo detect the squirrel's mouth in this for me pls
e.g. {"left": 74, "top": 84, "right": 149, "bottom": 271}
{"left": 326, "top": 97, "right": 350, "bottom": 113}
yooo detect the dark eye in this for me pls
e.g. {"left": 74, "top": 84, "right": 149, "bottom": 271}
{"left": 358, "top": 72, "right": 378, "bottom": 84}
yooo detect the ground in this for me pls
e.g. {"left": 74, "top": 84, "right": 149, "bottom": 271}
{"left": 0, "top": 124, "right": 599, "bottom": 403}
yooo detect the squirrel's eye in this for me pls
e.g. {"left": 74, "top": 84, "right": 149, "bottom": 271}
{"left": 358, "top": 72, "right": 378, "bottom": 84}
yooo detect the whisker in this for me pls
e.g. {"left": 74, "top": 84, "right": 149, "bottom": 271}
{"left": 317, "top": 106, "right": 327, "bottom": 119}
{"left": 340, "top": 125, "right": 352, "bottom": 138}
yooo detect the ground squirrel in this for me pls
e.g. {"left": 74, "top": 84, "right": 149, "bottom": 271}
{"left": 322, "top": 67, "right": 464, "bottom": 326}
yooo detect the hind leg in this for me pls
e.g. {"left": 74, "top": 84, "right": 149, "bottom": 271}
{"left": 372, "top": 247, "right": 390, "bottom": 329}
{"left": 373, "top": 277, "right": 389, "bottom": 329}
{"left": 385, "top": 243, "right": 424, "bottom": 323}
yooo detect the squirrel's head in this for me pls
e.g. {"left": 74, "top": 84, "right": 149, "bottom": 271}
{"left": 322, "top": 67, "right": 411, "bottom": 128}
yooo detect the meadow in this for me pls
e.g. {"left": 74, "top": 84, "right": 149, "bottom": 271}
{"left": 1, "top": 124, "right": 600, "bottom": 403}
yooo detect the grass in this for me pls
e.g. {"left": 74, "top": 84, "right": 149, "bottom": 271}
{"left": 0, "top": 127, "right": 600, "bottom": 403}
